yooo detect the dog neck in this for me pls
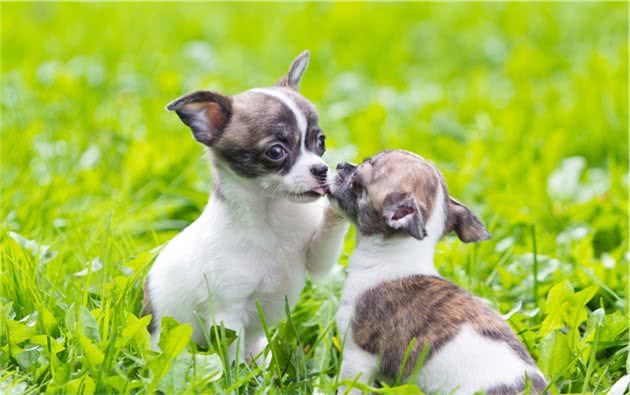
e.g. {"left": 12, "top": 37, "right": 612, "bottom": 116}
{"left": 348, "top": 186, "right": 447, "bottom": 279}
{"left": 207, "top": 162, "right": 269, "bottom": 220}
{"left": 351, "top": 234, "right": 439, "bottom": 277}
{"left": 203, "top": 154, "right": 313, "bottom": 231}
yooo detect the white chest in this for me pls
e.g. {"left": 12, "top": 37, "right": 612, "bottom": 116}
{"left": 148, "top": 196, "right": 324, "bottom": 331}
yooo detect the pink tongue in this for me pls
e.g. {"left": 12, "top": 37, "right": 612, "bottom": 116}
{"left": 312, "top": 186, "right": 329, "bottom": 196}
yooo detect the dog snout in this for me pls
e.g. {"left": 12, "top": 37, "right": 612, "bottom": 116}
{"left": 336, "top": 162, "right": 356, "bottom": 176}
{"left": 310, "top": 163, "right": 328, "bottom": 182}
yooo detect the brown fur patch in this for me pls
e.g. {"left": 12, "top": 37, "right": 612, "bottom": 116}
{"left": 351, "top": 275, "right": 537, "bottom": 381}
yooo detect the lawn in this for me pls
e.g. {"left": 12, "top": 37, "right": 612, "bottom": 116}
{"left": 1, "top": 2, "right": 628, "bottom": 394}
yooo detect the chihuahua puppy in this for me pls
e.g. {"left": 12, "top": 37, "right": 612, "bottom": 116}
{"left": 330, "top": 150, "right": 547, "bottom": 395}
{"left": 143, "top": 51, "right": 348, "bottom": 358}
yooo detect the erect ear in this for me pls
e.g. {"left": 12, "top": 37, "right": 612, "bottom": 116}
{"left": 445, "top": 197, "right": 490, "bottom": 243}
{"left": 276, "top": 50, "right": 310, "bottom": 90}
{"left": 382, "top": 192, "right": 427, "bottom": 240}
{"left": 166, "top": 91, "right": 233, "bottom": 146}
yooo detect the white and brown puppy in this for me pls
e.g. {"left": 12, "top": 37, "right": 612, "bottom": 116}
{"left": 143, "top": 51, "right": 348, "bottom": 358}
{"left": 330, "top": 150, "right": 547, "bottom": 395}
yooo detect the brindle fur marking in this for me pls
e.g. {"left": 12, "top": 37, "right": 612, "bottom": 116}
{"left": 352, "top": 275, "right": 536, "bottom": 380}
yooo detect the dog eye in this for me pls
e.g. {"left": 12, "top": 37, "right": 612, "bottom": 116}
{"left": 317, "top": 135, "right": 326, "bottom": 151}
{"left": 265, "top": 144, "right": 288, "bottom": 161}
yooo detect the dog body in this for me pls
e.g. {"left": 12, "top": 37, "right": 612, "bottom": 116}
{"left": 148, "top": 184, "right": 327, "bottom": 353}
{"left": 144, "top": 52, "right": 348, "bottom": 357}
{"left": 330, "top": 150, "right": 546, "bottom": 395}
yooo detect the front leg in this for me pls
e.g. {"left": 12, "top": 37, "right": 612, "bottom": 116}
{"left": 306, "top": 204, "right": 348, "bottom": 278}
{"left": 205, "top": 311, "right": 247, "bottom": 363}
{"left": 339, "top": 339, "right": 379, "bottom": 395}
{"left": 244, "top": 330, "right": 270, "bottom": 364}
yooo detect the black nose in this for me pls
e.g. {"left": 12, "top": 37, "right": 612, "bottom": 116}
{"left": 310, "top": 163, "right": 328, "bottom": 181}
{"left": 336, "top": 162, "right": 356, "bottom": 172}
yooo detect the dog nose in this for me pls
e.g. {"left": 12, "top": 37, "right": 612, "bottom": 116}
{"left": 336, "top": 162, "right": 356, "bottom": 172}
{"left": 310, "top": 163, "right": 328, "bottom": 180}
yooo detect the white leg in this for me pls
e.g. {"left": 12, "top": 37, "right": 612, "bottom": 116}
{"left": 339, "top": 340, "right": 379, "bottom": 395}
{"left": 150, "top": 320, "right": 161, "bottom": 351}
{"left": 244, "top": 331, "right": 270, "bottom": 364}
{"left": 306, "top": 206, "right": 349, "bottom": 278}
{"left": 204, "top": 311, "right": 246, "bottom": 363}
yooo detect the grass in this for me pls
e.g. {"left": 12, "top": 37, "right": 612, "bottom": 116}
{"left": 1, "top": 2, "right": 628, "bottom": 394}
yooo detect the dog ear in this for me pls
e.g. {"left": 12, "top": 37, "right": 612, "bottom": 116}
{"left": 276, "top": 50, "right": 310, "bottom": 90}
{"left": 382, "top": 192, "right": 427, "bottom": 240}
{"left": 445, "top": 198, "right": 490, "bottom": 243}
{"left": 166, "top": 91, "right": 233, "bottom": 146}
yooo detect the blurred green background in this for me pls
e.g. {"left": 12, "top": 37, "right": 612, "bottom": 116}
{"left": 1, "top": 3, "right": 628, "bottom": 394}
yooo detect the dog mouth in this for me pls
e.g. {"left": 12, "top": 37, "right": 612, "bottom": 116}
{"left": 305, "top": 185, "right": 330, "bottom": 197}
{"left": 289, "top": 185, "right": 330, "bottom": 199}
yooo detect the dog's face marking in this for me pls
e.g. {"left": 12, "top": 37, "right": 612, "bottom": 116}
{"left": 167, "top": 50, "right": 329, "bottom": 202}
{"left": 250, "top": 88, "right": 308, "bottom": 137}
{"left": 330, "top": 149, "right": 490, "bottom": 242}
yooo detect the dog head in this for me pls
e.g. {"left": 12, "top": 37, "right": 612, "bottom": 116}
{"left": 329, "top": 150, "right": 490, "bottom": 242}
{"left": 167, "top": 50, "right": 330, "bottom": 202}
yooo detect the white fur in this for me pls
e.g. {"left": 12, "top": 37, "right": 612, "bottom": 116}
{"left": 148, "top": 126, "right": 347, "bottom": 358}
{"left": 337, "top": 181, "right": 543, "bottom": 394}
{"left": 418, "top": 325, "right": 539, "bottom": 395}
{"left": 607, "top": 375, "right": 630, "bottom": 395}
{"left": 338, "top": 336, "right": 379, "bottom": 395}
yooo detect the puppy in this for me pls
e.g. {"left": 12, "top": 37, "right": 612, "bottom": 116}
{"left": 143, "top": 51, "right": 348, "bottom": 359}
{"left": 329, "top": 150, "right": 547, "bottom": 395}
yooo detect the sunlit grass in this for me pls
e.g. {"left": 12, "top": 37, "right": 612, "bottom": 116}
{"left": 1, "top": 2, "right": 628, "bottom": 394}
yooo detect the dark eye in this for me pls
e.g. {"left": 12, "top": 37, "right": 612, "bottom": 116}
{"left": 265, "top": 144, "right": 288, "bottom": 161}
{"left": 317, "top": 134, "right": 326, "bottom": 152}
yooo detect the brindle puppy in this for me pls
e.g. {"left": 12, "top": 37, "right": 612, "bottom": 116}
{"left": 329, "top": 150, "right": 547, "bottom": 395}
